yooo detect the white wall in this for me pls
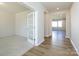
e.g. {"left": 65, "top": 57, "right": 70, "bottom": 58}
{"left": 44, "top": 12, "right": 52, "bottom": 37}
{"left": 65, "top": 10, "right": 71, "bottom": 38}
{"left": 70, "top": 2, "right": 79, "bottom": 55}
{"left": 23, "top": 2, "right": 45, "bottom": 46}
{"left": 15, "top": 11, "right": 28, "bottom": 37}
{"left": 0, "top": 10, "right": 31, "bottom": 38}
{"left": 0, "top": 11, "right": 15, "bottom": 38}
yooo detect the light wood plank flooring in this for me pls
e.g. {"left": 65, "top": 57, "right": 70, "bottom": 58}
{"left": 23, "top": 31, "right": 78, "bottom": 56}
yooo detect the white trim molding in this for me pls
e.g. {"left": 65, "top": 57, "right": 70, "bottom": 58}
{"left": 70, "top": 39, "right": 79, "bottom": 56}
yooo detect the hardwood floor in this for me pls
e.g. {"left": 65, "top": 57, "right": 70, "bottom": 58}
{"left": 23, "top": 31, "right": 78, "bottom": 56}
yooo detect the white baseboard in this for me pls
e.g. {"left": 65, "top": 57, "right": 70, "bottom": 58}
{"left": 70, "top": 39, "right": 79, "bottom": 55}
{"left": 27, "top": 39, "right": 34, "bottom": 45}
{"left": 35, "top": 39, "right": 44, "bottom": 46}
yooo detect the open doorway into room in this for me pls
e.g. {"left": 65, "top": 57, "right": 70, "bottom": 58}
{"left": 51, "top": 12, "right": 66, "bottom": 44}
{"left": 0, "top": 2, "right": 35, "bottom": 56}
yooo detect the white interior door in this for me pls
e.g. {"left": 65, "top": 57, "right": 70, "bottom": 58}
{"left": 26, "top": 12, "right": 35, "bottom": 45}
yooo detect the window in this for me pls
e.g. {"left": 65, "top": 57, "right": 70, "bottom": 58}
{"left": 58, "top": 21, "right": 62, "bottom": 27}
{"left": 52, "top": 20, "right": 62, "bottom": 27}
{"left": 52, "top": 21, "right": 57, "bottom": 27}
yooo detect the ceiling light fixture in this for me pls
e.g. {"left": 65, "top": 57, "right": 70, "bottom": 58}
{"left": 57, "top": 8, "right": 59, "bottom": 10}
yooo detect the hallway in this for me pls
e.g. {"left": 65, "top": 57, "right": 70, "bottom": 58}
{"left": 23, "top": 31, "right": 77, "bottom": 56}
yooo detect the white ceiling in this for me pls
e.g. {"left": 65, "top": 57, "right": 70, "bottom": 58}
{"left": 0, "top": 2, "right": 31, "bottom": 13}
{"left": 41, "top": 2, "right": 72, "bottom": 12}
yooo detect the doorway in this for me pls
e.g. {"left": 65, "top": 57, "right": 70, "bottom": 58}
{"left": 0, "top": 2, "right": 35, "bottom": 56}
{"left": 52, "top": 18, "right": 66, "bottom": 43}
{"left": 26, "top": 12, "right": 35, "bottom": 45}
